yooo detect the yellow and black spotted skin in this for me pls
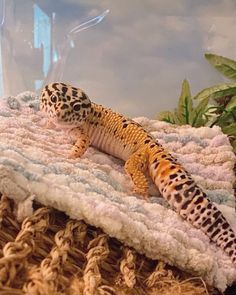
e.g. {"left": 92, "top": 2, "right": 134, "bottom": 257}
{"left": 40, "top": 82, "right": 236, "bottom": 265}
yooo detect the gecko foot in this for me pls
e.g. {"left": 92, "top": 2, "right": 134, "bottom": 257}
{"left": 133, "top": 187, "right": 149, "bottom": 200}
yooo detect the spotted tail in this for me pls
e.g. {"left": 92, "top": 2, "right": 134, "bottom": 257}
{"left": 148, "top": 144, "right": 236, "bottom": 264}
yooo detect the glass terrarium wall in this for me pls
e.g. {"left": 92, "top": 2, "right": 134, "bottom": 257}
{"left": 0, "top": 0, "right": 236, "bottom": 118}
{"left": 0, "top": 0, "right": 108, "bottom": 97}
{"left": 0, "top": 0, "right": 47, "bottom": 96}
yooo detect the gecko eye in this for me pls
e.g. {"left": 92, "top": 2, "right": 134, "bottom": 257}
{"left": 73, "top": 103, "right": 81, "bottom": 112}
{"left": 50, "top": 95, "right": 57, "bottom": 103}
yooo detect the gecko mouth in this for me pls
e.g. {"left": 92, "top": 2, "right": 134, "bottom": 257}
{"left": 51, "top": 117, "right": 81, "bottom": 129}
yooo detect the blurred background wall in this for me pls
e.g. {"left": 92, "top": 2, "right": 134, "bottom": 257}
{"left": 0, "top": 0, "right": 235, "bottom": 117}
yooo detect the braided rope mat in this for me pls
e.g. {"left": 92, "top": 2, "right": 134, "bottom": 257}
{"left": 0, "top": 195, "right": 218, "bottom": 295}
{"left": 0, "top": 92, "right": 235, "bottom": 294}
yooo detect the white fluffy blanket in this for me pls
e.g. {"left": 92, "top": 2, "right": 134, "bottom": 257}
{"left": 0, "top": 92, "right": 235, "bottom": 291}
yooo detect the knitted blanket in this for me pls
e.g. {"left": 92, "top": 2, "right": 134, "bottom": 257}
{"left": 0, "top": 92, "right": 235, "bottom": 292}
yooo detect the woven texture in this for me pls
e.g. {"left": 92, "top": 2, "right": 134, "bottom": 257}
{"left": 0, "top": 196, "right": 217, "bottom": 295}
{"left": 0, "top": 93, "right": 235, "bottom": 292}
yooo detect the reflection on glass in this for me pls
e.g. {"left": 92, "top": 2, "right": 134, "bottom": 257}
{"left": 0, "top": 0, "right": 109, "bottom": 97}
{"left": 45, "top": 9, "right": 109, "bottom": 86}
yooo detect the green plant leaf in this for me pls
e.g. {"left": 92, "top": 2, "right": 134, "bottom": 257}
{"left": 225, "top": 95, "right": 236, "bottom": 110}
{"left": 191, "top": 97, "right": 209, "bottom": 127}
{"left": 157, "top": 111, "right": 177, "bottom": 124}
{"left": 176, "top": 79, "right": 193, "bottom": 124}
{"left": 193, "top": 83, "right": 236, "bottom": 101}
{"left": 221, "top": 123, "right": 236, "bottom": 136}
{"left": 231, "top": 106, "right": 236, "bottom": 118}
{"left": 230, "top": 139, "right": 236, "bottom": 152}
{"left": 216, "top": 110, "right": 234, "bottom": 128}
{"left": 205, "top": 53, "right": 236, "bottom": 81}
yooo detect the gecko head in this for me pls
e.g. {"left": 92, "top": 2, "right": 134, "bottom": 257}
{"left": 40, "top": 82, "right": 92, "bottom": 128}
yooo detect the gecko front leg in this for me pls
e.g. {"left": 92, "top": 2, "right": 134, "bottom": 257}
{"left": 68, "top": 127, "right": 90, "bottom": 159}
